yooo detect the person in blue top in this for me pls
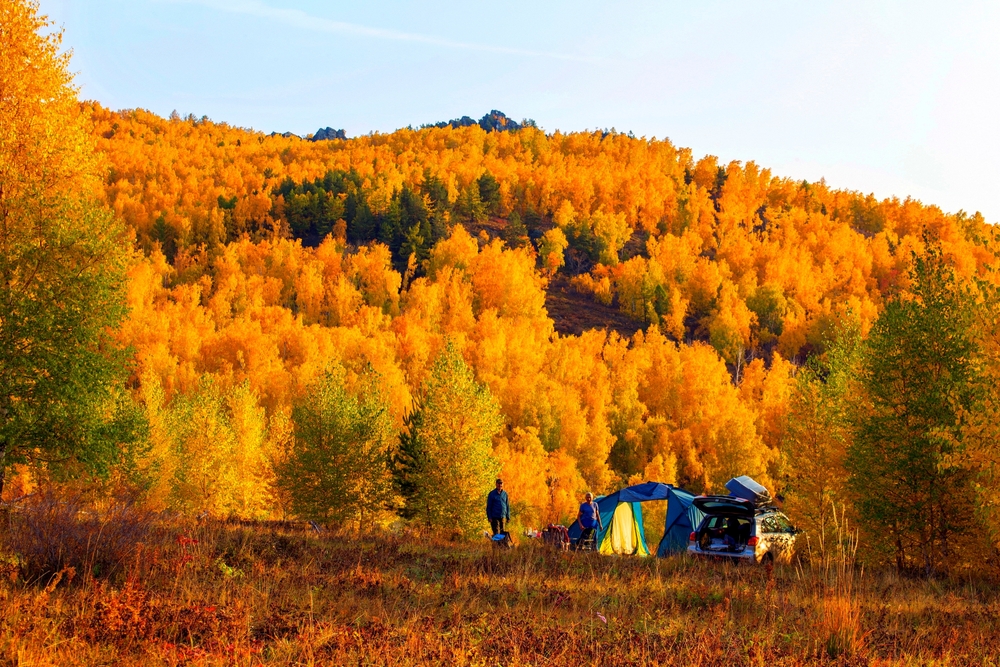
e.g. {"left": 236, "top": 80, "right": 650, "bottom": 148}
{"left": 486, "top": 478, "right": 510, "bottom": 536}
{"left": 576, "top": 492, "right": 603, "bottom": 549}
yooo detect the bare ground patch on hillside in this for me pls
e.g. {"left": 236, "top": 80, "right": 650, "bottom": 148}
{"left": 545, "top": 275, "right": 643, "bottom": 338}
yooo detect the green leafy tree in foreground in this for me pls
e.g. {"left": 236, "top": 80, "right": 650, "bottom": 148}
{"left": 846, "top": 249, "right": 980, "bottom": 573}
{"left": 781, "top": 319, "right": 861, "bottom": 561}
{"left": 956, "top": 254, "right": 1000, "bottom": 553}
{"left": 160, "top": 379, "right": 279, "bottom": 519}
{"left": 279, "top": 366, "right": 396, "bottom": 527}
{"left": 0, "top": 0, "right": 139, "bottom": 496}
{"left": 168, "top": 379, "right": 239, "bottom": 517}
{"left": 399, "top": 342, "right": 502, "bottom": 536}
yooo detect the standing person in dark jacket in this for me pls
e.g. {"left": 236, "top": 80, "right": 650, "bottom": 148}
{"left": 486, "top": 479, "right": 510, "bottom": 536}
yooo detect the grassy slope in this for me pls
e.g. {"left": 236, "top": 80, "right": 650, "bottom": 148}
{"left": 2, "top": 522, "right": 999, "bottom": 666}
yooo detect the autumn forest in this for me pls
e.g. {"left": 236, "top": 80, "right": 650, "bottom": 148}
{"left": 5, "top": 0, "right": 1000, "bottom": 581}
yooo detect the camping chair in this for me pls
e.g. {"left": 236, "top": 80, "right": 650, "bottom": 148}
{"left": 576, "top": 527, "right": 598, "bottom": 552}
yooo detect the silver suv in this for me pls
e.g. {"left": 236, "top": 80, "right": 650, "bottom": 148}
{"left": 686, "top": 496, "right": 800, "bottom": 564}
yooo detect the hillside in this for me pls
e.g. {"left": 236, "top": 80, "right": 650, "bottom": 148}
{"left": 74, "top": 104, "right": 1000, "bottom": 535}
{"left": 91, "top": 104, "right": 999, "bottom": 361}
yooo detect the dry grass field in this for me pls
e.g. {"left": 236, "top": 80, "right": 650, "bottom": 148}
{"left": 2, "top": 502, "right": 1000, "bottom": 666}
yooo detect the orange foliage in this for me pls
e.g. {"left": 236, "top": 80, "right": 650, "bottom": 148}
{"left": 92, "top": 105, "right": 1000, "bottom": 521}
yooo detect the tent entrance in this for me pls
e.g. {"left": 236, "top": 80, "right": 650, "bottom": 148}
{"left": 599, "top": 502, "right": 650, "bottom": 556}
{"left": 641, "top": 499, "right": 668, "bottom": 552}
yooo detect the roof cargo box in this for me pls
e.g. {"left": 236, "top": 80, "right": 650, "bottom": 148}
{"left": 725, "top": 476, "right": 772, "bottom": 506}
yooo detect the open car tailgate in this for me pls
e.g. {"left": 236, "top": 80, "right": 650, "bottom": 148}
{"left": 692, "top": 495, "right": 754, "bottom": 518}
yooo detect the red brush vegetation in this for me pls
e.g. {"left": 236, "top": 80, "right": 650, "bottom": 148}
{"left": 2, "top": 518, "right": 999, "bottom": 666}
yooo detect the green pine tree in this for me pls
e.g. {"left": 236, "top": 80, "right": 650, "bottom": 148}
{"left": 477, "top": 171, "right": 501, "bottom": 215}
{"left": 394, "top": 400, "right": 427, "bottom": 521}
{"left": 502, "top": 212, "right": 529, "bottom": 249}
{"left": 454, "top": 185, "right": 487, "bottom": 226}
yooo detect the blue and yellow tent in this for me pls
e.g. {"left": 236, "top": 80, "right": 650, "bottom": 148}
{"left": 567, "top": 482, "right": 704, "bottom": 557}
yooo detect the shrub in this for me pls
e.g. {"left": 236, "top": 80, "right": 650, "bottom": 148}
{"left": 3, "top": 490, "right": 157, "bottom": 580}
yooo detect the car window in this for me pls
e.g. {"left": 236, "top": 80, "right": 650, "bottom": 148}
{"left": 759, "top": 516, "right": 779, "bottom": 533}
{"left": 774, "top": 514, "right": 793, "bottom": 532}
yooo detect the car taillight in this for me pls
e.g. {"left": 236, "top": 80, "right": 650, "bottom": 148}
{"left": 747, "top": 536, "right": 759, "bottom": 547}
{"left": 689, "top": 532, "right": 696, "bottom": 542}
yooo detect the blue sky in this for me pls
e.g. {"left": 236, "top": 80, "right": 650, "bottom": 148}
{"left": 46, "top": 0, "right": 1000, "bottom": 222}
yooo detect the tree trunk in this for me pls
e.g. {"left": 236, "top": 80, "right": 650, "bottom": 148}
{"left": 0, "top": 399, "right": 7, "bottom": 500}
{"left": 0, "top": 440, "right": 6, "bottom": 500}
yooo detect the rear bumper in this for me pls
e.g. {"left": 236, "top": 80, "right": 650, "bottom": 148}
{"left": 687, "top": 544, "right": 759, "bottom": 562}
